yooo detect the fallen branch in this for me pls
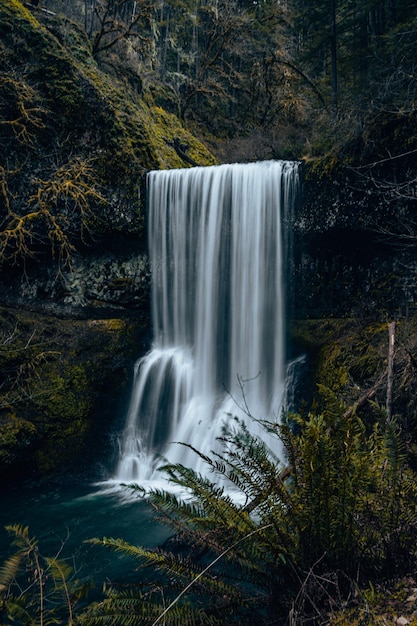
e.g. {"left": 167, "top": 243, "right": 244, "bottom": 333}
{"left": 343, "top": 370, "right": 387, "bottom": 419}
{"left": 24, "top": 2, "right": 56, "bottom": 16}
{"left": 386, "top": 321, "right": 395, "bottom": 422}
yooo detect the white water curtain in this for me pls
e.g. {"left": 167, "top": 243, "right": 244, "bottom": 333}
{"left": 115, "top": 160, "right": 299, "bottom": 484}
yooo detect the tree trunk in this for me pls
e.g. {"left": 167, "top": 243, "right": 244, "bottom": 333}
{"left": 330, "top": 0, "right": 338, "bottom": 109}
{"left": 386, "top": 321, "right": 395, "bottom": 422}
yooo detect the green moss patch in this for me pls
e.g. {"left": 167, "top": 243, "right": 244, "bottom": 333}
{"left": 0, "top": 407, "right": 37, "bottom": 466}
{"left": 0, "top": 306, "right": 147, "bottom": 481}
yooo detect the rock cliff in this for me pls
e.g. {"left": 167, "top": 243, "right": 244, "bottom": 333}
{"left": 0, "top": 0, "right": 215, "bottom": 482}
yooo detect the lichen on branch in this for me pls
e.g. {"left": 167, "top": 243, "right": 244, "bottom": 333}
{"left": 0, "top": 160, "right": 107, "bottom": 268}
{"left": 0, "top": 75, "right": 46, "bottom": 145}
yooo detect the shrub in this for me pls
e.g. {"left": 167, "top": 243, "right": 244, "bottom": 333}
{"left": 83, "top": 400, "right": 417, "bottom": 625}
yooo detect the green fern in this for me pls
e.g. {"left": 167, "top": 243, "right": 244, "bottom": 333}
{"left": 81, "top": 588, "right": 218, "bottom": 625}
{"left": 4, "top": 327, "right": 416, "bottom": 625}
{"left": 0, "top": 524, "right": 87, "bottom": 626}
{"left": 0, "top": 552, "right": 23, "bottom": 595}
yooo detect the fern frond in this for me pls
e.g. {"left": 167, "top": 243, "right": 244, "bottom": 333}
{"left": 383, "top": 419, "right": 407, "bottom": 475}
{"left": 44, "top": 556, "right": 75, "bottom": 624}
{"left": 2, "top": 595, "right": 33, "bottom": 625}
{"left": 151, "top": 466, "right": 270, "bottom": 561}
{"left": 79, "top": 589, "right": 220, "bottom": 625}
{"left": 148, "top": 487, "right": 204, "bottom": 522}
{"left": 5, "top": 524, "right": 37, "bottom": 553}
{"left": 87, "top": 537, "right": 169, "bottom": 566}
{"left": 0, "top": 552, "right": 22, "bottom": 592}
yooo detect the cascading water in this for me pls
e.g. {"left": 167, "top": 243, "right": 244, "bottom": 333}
{"left": 114, "top": 160, "right": 299, "bottom": 486}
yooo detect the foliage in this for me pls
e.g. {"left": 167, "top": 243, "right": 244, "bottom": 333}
{"left": 91, "top": 0, "right": 154, "bottom": 59}
{"left": 292, "top": 318, "right": 417, "bottom": 454}
{"left": 29, "top": 0, "right": 417, "bottom": 173}
{"left": 81, "top": 403, "right": 417, "bottom": 625}
{"left": 2, "top": 1, "right": 417, "bottom": 623}
{"left": 0, "top": 314, "right": 70, "bottom": 475}
{"left": 0, "top": 158, "right": 106, "bottom": 269}
{"left": 0, "top": 524, "right": 87, "bottom": 626}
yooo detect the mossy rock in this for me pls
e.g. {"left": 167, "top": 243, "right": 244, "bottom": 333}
{"left": 0, "top": 307, "right": 148, "bottom": 483}
{"left": 0, "top": 407, "right": 37, "bottom": 466}
{"left": 30, "top": 364, "right": 92, "bottom": 474}
{"left": 290, "top": 318, "right": 391, "bottom": 422}
{"left": 0, "top": 0, "right": 217, "bottom": 272}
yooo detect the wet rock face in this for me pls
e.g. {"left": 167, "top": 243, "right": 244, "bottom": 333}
{"left": 62, "top": 254, "right": 150, "bottom": 308}
{"left": 289, "top": 228, "right": 417, "bottom": 320}
{"left": 16, "top": 253, "right": 151, "bottom": 310}
{"left": 0, "top": 229, "right": 152, "bottom": 485}
{"left": 289, "top": 164, "right": 417, "bottom": 320}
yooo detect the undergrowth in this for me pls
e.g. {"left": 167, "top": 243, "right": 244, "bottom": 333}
{"left": 2, "top": 392, "right": 417, "bottom": 624}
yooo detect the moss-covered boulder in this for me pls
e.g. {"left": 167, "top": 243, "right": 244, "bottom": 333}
{"left": 0, "top": 307, "right": 149, "bottom": 483}
{"left": 290, "top": 316, "right": 417, "bottom": 450}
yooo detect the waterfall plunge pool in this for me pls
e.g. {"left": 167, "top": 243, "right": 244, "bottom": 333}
{"left": 0, "top": 480, "right": 171, "bottom": 593}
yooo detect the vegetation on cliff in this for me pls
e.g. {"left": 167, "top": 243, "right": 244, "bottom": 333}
{"left": 0, "top": 0, "right": 215, "bottom": 272}
{"left": 1, "top": 0, "right": 416, "bottom": 277}
{"left": 26, "top": 0, "right": 417, "bottom": 166}
{"left": 0, "top": 0, "right": 216, "bottom": 478}
{"left": 0, "top": 306, "right": 147, "bottom": 479}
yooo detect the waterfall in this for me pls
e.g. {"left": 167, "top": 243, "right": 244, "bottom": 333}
{"left": 114, "top": 160, "right": 299, "bottom": 485}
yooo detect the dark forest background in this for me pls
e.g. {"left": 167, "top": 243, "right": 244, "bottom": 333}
{"left": 38, "top": 0, "right": 417, "bottom": 163}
